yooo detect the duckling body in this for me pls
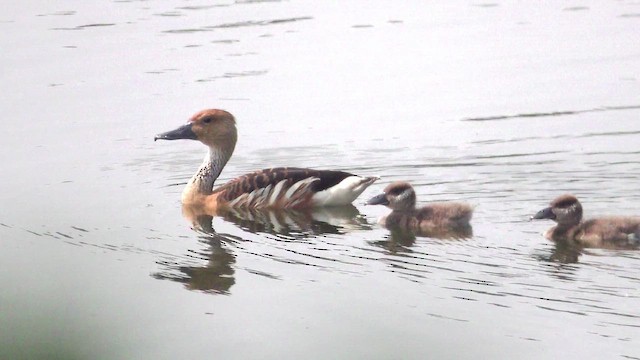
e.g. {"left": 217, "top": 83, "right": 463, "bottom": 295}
{"left": 531, "top": 194, "right": 640, "bottom": 249}
{"left": 383, "top": 202, "right": 474, "bottom": 233}
{"left": 156, "top": 109, "right": 378, "bottom": 211}
{"left": 367, "top": 182, "right": 473, "bottom": 238}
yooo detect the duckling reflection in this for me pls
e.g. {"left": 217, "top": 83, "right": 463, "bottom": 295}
{"left": 535, "top": 239, "right": 583, "bottom": 265}
{"left": 183, "top": 203, "right": 371, "bottom": 239}
{"left": 367, "top": 181, "right": 473, "bottom": 240}
{"left": 369, "top": 228, "right": 418, "bottom": 254}
{"left": 152, "top": 214, "right": 236, "bottom": 294}
{"left": 531, "top": 194, "right": 640, "bottom": 250}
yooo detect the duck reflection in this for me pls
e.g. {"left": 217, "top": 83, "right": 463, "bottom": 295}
{"left": 152, "top": 213, "right": 236, "bottom": 294}
{"left": 211, "top": 204, "right": 370, "bottom": 238}
{"left": 370, "top": 225, "right": 473, "bottom": 253}
{"left": 153, "top": 204, "right": 371, "bottom": 294}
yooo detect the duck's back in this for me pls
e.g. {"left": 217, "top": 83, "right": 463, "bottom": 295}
{"left": 213, "top": 167, "right": 375, "bottom": 208}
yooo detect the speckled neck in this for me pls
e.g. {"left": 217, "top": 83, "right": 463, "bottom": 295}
{"left": 182, "top": 145, "right": 234, "bottom": 200}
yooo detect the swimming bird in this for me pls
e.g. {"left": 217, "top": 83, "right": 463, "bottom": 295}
{"left": 366, "top": 181, "right": 473, "bottom": 238}
{"left": 531, "top": 194, "right": 640, "bottom": 249}
{"left": 155, "top": 109, "right": 378, "bottom": 211}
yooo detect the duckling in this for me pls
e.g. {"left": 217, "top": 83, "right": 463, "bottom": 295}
{"left": 367, "top": 181, "right": 473, "bottom": 237}
{"left": 531, "top": 194, "right": 640, "bottom": 249}
{"left": 155, "top": 109, "right": 378, "bottom": 211}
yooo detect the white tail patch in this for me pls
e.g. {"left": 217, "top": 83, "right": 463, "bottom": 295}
{"left": 311, "top": 176, "right": 378, "bottom": 206}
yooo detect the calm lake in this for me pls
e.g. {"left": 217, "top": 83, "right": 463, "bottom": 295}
{"left": 1, "top": 1, "right": 639, "bottom": 359}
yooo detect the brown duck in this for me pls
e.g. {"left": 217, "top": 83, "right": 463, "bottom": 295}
{"left": 155, "top": 109, "right": 378, "bottom": 212}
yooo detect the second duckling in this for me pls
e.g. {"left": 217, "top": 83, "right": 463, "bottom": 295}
{"left": 531, "top": 194, "right": 640, "bottom": 249}
{"left": 367, "top": 182, "right": 473, "bottom": 237}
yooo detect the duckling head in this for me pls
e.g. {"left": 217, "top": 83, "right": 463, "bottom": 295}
{"left": 367, "top": 181, "right": 416, "bottom": 211}
{"left": 531, "top": 194, "right": 583, "bottom": 226}
{"left": 155, "top": 109, "right": 238, "bottom": 149}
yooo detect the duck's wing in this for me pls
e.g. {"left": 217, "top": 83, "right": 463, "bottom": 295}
{"left": 213, "top": 167, "right": 377, "bottom": 209}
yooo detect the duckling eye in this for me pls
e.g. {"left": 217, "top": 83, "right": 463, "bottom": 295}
{"left": 203, "top": 117, "right": 212, "bottom": 124}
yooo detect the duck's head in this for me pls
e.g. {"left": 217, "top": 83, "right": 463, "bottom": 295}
{"left": 367, "top": 181, "right": 416, "bottom": 211}
{"left": 155, "top": 109, "right": 237, "bottom": 148}
{"left": 531, "top": 194, "right": 583, "bottom": 226}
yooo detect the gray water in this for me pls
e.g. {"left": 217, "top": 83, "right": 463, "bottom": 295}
{"left": 2, "top": 1, "right": 640, "bottom": 359}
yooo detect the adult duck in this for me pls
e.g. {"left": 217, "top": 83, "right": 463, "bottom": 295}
{"left": 155, "top": 109, "right": 378, "bottom": 211}
{"left": 531, "top": 194, "right": 640, "bottom": 249}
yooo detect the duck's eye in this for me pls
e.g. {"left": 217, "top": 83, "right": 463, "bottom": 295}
{"left": 203, "top": 117, "right": 212, "bottom": 124}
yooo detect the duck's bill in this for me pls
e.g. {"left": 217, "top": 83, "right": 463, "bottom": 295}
{"left": 154, "top": 123, "right": 197, "bottom": 141}
{"left": 530, "top": 206, "right": 555, "bottom": 221}
{"left": 366, "top": 193, "right": 389, "bottom": 206}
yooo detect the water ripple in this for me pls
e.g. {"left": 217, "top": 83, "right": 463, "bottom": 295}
{"left": 163, "top": 16, "right": 312, "bottom": 34}
{"left": 462, "top": 104, "right": 640, "bottom": 122}
{"left": 51, "top": 23, "right": 116, "bottom": 31}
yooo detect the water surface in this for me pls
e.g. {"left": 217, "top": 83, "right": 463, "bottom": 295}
{"left": 1, "top": 1, "right": 640, "bottom": 359}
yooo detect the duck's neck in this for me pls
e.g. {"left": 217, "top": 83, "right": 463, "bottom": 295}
{"left": 182, "top": 145, "right": 234, "bottom": 201}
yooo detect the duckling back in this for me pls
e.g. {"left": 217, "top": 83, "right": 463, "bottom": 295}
{"left": 384, "top": 202, "right": 473, "bottom": 234}
{"left": 575, "top": 217, "right": 640, "bottom": 249}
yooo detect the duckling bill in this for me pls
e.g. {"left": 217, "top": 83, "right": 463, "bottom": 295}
{"left": 367, "top": 181, "right": 473, "bottom": 238}
{"left": 531, "top": 194, "right": 640, "bottom": 249}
